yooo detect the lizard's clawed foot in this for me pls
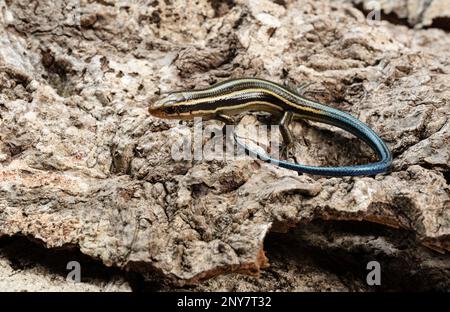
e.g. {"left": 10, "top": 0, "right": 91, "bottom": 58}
{"left": 280, "top": 141, "right": 302, "bottom": 160}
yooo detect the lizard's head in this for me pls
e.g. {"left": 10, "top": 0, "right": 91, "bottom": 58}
{"left": 148, "top": 92, "right": 188, "bottom": 119}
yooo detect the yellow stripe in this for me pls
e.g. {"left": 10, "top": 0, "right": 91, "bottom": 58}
{"left": 176, "top": 100, "right": 283, "bottom": 117}
{"left": 175, "top": 88, "right": 325, "bottom": 116}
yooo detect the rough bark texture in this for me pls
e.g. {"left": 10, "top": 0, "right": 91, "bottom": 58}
{"left": 0, "top": 0, "right": 449, "bottom": 290}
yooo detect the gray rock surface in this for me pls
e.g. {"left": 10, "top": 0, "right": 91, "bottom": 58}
{"left": 0, "top": 0, "right": 449, "bottom": 290}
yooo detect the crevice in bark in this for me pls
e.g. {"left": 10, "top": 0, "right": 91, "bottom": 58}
{"left": 264, "top": 220, "right": 450, "bottom": 291}
{"left": 0, "top": 235, "right": 149, "bottom": 291}
{"left": 427, "top": 17, "right": 450, "bottom": 31}
{"left": 443, "top": 170, "right": 450, "bottom": 185}
{"left": 208, "top": 0, "right": 235, "bottom": 18}
{"left": 353, "top": 1, "right": 450, "bottom": 32}
{"left": 40, "top": 50, "right": 78, "bottom": 97}
{"left": 352, "top": 3, "right": 412, "bottom": 28}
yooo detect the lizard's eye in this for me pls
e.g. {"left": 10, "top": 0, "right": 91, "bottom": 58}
{"left": 164, "top": 106, "right": 177, "bottom": 115}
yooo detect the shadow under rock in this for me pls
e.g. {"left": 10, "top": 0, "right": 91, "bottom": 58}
{"left": 265, "top": 220, "right": 450, "bottom": 292}
{"left": 0, "top": 235, "right": 157, "bottom": 291}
